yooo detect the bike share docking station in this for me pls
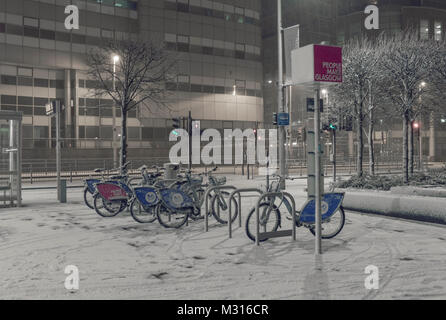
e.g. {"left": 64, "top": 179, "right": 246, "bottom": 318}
{"left": 201, "top": 44, "right": 344, "bottom": 255}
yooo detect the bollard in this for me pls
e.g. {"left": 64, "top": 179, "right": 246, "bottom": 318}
{"left": 59, "top": 179, "right": 67, "bottom": 203}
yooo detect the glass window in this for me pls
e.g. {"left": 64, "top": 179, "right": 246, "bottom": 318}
{"left": 100, "top": 107, "right": 112, "bottom": 117}
{"left": 24, "top": 26, "right": 39, "bottom": 37}
{"left": 86, "top": 127, "right": 100, "bottom": 139}
{"left": 100, "top": 126, "right": 113, "bottom": 139}
{"left": 23, "top": 125, "right": 33, "bottom": 139}
{"left": 435, "top": 21, "right": 442, "bottom": 41}
{"left": 86, "top": 98, "right": 98, "bottom": 107}
{"left": 34, "top": 78, "right": 49, "bottom": 87}
{"left": 56, "top": 31, "right": 71, "bottom": 42}
{"left": 128, "top": 127, "right": 140, "bottom": 140}
{"left": 141, "top": 127, "right": 153, "bottom": 139}
{"left": 33, "top": 126, "right": 49, "bottom": 139}
{"left": 40, "top": 29, "right": 55, "bottom": 40}
{"left": 86, "top": 107, "right": 99, "bottom": 116}
{"left": 1, "top": 75, "right": 17, "bottom": 85}
{"left": 34, "top": 107, "right": 46, "bottom": 115}
{"left": 420, "top": 19, "right": 429, "bottom": 40}
{"left": 18, "top": 96, "right": 33, "bottom": 105}
{"left": 17, "top": 76, "right": 33, "bottom": 86}
{"left": 34, "top": 97, "right": 49, "bottom": 107}
{"left": 1, "top": 95, "right": 16, "bottom": 105}
{"left": 6, "top": 24, "right": 23, "bottom": 35}
{"left": 18, "top": 106, "right": 33, "bottom": 115}
{"left": 79, "top": 126, "right": 85, "bottom": 139}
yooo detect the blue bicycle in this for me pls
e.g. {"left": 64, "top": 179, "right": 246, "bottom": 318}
{"left": 245, "top": 175, "right": 345, "bottom": 242}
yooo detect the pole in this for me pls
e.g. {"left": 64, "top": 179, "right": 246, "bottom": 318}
{"left": 112, "top": 61, "right": 117, "bottom": 169}
{"left": 277, "top": 0, "right": 286, "bottom": 188}
{"left": 188, "top": 111, "right": 192, "bottom": 170}
{"left": 419, "top": 123, "right": 423, "bottom": 171}
{"left": 314, "top": 88, "right": 322, "bottom": 255}
{"left": 56, "top": 100, "right": 61, "bottom": 201}
{"left": 289, "top": 85, "right": 293, "bottom": 159}
{"left": 332, "top": 129, "right": 336, "bottom": 183}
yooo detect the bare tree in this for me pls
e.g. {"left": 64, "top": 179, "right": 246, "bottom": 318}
{"left": 86, "top": 39, "right": 177, "bottom": 173}
{"left": 330, "top": 37, "right": 381, "bottom": 177}
{"left": 378, "top": 32, "right": 438, "bottom": 182}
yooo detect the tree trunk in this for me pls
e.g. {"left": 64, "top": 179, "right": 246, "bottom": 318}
{"left": 368, "top": 115, "right": 375, "bottom": 176}
{"left": 120, "top": 109, "right": 128, "bottom": 175}
{"left": 408, "top": 120, "right": 414, "bottom": 176}
{"left": 356, "top": 99, "right": 364, "bottom": 177}
{"left": 402, "top": 114, "right": 409, "bottom": 183}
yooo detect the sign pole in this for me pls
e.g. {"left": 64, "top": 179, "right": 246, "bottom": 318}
{"left": 314, "top": 88, "right": 322, "bottom": 255}
{"left": 56, "top": 100, "right": 61, "bottom": 201}
{"left": 332, "top": 129, "right": 336, "bottom": 182}
{"left": 277, "top": 0, "right": 286, "bottom": 187}
{"left": 188, "top": 111, "right": 192, "bottom": 171}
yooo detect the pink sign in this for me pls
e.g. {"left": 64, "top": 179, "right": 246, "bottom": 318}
{"left": 313, "top": 45, "right": 342, "bottom": 83}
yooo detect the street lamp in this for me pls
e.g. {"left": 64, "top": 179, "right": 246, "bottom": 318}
{"left": 112, "top": 55, "right": 120, "bottom": 168}
{"left": 418, "top": 81, "right": 426, "bottom": 171}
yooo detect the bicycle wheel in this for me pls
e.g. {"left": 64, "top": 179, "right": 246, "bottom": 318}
{"left": 309, "top": 206, "right": 345, "bottom": 239}
{"left": 156, "top": 203, "right": 189, "bottom": 229}
{"left": 93, "top": 193, "right": 125, "bottom": 218}
{"left": 129, "top": 198, "right": 157, "bottom": 224}
{"left": 245, "top": 203, "right": 281, "bottom": 242}
{"left": 83, "top": 188, "right": 94, "bottom": 209}
{"left": 211, "top": 191, "right": 238, "bottom": 224}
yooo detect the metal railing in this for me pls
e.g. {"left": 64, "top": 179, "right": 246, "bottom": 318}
{"left": 19, "top": 152, "right": 428, "bottom": 184}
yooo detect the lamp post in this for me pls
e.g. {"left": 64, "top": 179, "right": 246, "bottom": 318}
{"left": 277, "top": 0, "right": 286, "bottom": 187}
{"left": 112, "top": 55, "right": 119, "bottom": 169}
{"left": 419, "top": 81, "right": 426, "bottom": 171}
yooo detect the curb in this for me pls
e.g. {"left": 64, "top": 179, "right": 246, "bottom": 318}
{"left": 339, "top": 189, "right": 446, "bottom": 225}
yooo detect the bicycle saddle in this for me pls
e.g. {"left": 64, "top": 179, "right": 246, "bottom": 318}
{"left": 138, "top": 165, "right": 147, "bottom": 171}
{"left": 94, "top": 168, "right": 105, "bottom": 173}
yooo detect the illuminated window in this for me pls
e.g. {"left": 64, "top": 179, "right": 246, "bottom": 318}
{"left": 435, "top": 21, "right": 442, "bottom": 41}
{"left": 420, "top": 19, "right": 429, "bottom": 40}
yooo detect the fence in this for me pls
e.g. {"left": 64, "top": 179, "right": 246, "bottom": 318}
{"left": 20, "top": 153, "right": 417, "bottom": 184}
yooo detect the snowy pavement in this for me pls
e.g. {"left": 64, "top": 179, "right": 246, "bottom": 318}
{"left": 0, "top": 176, "right": 445, "bottom": 300}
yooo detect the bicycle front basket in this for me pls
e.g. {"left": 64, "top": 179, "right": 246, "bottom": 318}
{"left": 215, "top": 176, "right": 226, "bottom": 185}
{"left": 190, "top": 176, "right": 203, "bottom": 186}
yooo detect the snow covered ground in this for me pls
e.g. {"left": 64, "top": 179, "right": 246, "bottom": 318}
{"left": 0, "top": 176, "right": 445, "bottom": 300}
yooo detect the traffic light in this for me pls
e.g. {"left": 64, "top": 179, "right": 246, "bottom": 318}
{"left": 172, "top": 118, "right": 181, "bottom": 136}
{"left": 273, "top": 113, "right": 278, "bottom": 125}
{"left": 322, "top": 122, "right": 337, "bottom": 131}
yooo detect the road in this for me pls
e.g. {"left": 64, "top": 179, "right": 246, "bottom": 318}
{"left": 0, "top": 176, "right": 445, "bottom": 299}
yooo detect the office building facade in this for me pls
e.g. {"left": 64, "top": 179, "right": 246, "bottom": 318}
{"left": 0, "top": 0, "right": 264, "bottom": 161}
